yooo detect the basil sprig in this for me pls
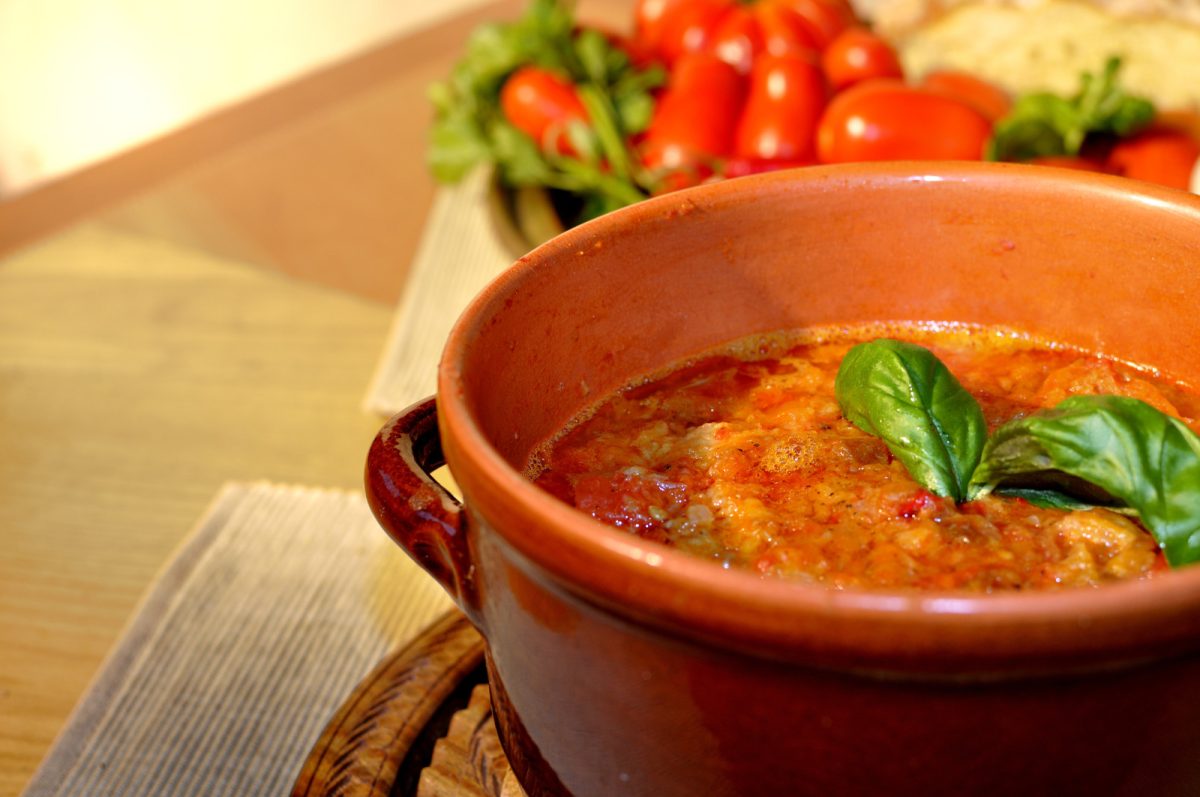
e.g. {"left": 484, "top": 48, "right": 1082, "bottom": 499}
{"left": 835, "top": 340, "right": 987, "bottom": 503}
{"left": 969, "top": 395, "right": 1200, "bottom": 567}
{"left": 986, "top": 56, "right": 1154, "bottom": 162}
{"left": 835, "top": 341, "right": 1200, "bottom": 567}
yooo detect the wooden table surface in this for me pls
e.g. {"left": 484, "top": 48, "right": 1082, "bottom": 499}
{"left": 0, "top": 2, "right": 629, "bottom": 793}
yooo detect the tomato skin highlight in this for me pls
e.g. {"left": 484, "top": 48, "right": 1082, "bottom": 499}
{"left": 920, "top": 70, "right": 1012, "bottom": 123}
{"left": 755, "top": 0, "right": 824, "bottom": 57}
{"left": 655, "top": 0, "right": 734, "bottom": 64}
{"left": 633, "top": 0, "right": 690, "bottom": 57}
{"left": 499, "top": 66, "right": 588, "bottom": 154}
{"left": 821, "top": 27, "right": 903, "bottom": 91}
{"left": 1106, "top": 130, "right": 1200, "bottom": 190}
{"left": 816, "top": 80, "right": 992, "bottom": 162}
{"left": 641, "top": 52, "right": 747, "bottom": 176}
{"left": 709, "top": 1, "right": 823, "bottom": 74}
{"left": 735, "top": 54, "right": 827, "bottom": 162}
{"left": 779, "top": 0, "right": 855, "bottom": 48}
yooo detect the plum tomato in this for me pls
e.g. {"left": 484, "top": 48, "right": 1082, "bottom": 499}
{"left": 709, "top": 0, "right": 823, "bottom": 74}
{"left": 920, "top": 70, "right": 1012, "bottom": 123}
{"left": 816, "top": 80, "right": 992, "bottom": 162}
{"left": 633, "top": 0, "right": 690, "bottom": 57}
{"left": 779, "top": 0, "right": 856, "bottom": 49}
{"left": 821, "top": 27, "right": 902, "bottom": 91}
{"left": 654, "top": 0, "right": 734, "bottom": 64}
{"left": 1106, "top": 130, "right": 1200, "bottom": 190}
{"left": 735, "top": 53, "right": 827, "bottom": 162}
{"left": 708, "top": 5, "right": 764, "bottom": 74}
{"left": 499, "top": 66, "right": 588, "bottom": 154}
{"left": 755, "top": 0, "right": 824, "bottom": 57}
{"left": 641, "top": 52, "right": 747, "bottom": 180}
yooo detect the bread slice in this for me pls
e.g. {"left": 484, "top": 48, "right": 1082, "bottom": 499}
{"left": 856, "top": 0, "right": 1200, "bottom": 111}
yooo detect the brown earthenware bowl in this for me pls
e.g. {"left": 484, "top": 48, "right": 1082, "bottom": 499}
{"left": 367, "top": 163, "right": 1200, "bottom": 797}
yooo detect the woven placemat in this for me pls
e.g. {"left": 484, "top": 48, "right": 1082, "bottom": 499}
{"left": 22, "top": 482, "right": 452, "bottom": 797}
{"left": 363, "top": 169, "right": 514, "bottom": 417}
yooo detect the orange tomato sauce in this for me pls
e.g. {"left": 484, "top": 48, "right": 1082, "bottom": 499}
{"left": 530, "top": 325, "right": 1200, "bottom": 591}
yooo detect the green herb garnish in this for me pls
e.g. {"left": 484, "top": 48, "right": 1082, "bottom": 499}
{"left": 836, "top": 342, "right": 1200, "bottom": 567}
{"left": 969, "top": 395, "right": 1200, "bottom": 567}
{"left": 428, "top": 0, "right": 662, "bottom": 220}
{"left": 834, "top": 339, "right": 987, "bottom": 503}
{"left": 987, "top": 56, "right": 1155, "bottom": 162}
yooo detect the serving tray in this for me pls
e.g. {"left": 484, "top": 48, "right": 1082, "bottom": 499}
{"left": 291, "top": 611, "right": 527, "bottom": 797}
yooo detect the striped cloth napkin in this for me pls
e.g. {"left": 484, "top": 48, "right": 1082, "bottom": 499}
{"left": 22, "top": 482, "right": 453, "bottom": 797}
{"left": 363, "top": 169, "right": 514, "bottom": 417}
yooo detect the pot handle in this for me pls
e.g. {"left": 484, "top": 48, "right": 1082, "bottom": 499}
{"left": 365, "top": 397, "right": 477, "bottom": 615}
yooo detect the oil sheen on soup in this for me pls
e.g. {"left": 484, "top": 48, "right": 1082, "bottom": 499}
{"left": 529, "top": 325, "right": 1200, "bottom": 591}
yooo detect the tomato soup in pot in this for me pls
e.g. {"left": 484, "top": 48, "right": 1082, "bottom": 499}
{"left": 530, "top": 324, "right": 1200, "bottom": 591}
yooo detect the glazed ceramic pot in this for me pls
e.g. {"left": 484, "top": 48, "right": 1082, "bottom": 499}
{"left": 366, "top": 163, "right": 1200, "bottom": 797}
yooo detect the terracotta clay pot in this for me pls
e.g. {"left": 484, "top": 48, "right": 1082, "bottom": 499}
{"left": 366, "top": 163, "right": 1200, "bottom": 797}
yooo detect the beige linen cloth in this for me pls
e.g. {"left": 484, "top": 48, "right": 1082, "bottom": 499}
{"left": 364, "top": 169, "right": 514, "bottom": 416}
{"left": 26, "top": 175, "right": 500, "bottom": 796}
{"left": 23, "top": 482, "right": 453, "bottom": 796}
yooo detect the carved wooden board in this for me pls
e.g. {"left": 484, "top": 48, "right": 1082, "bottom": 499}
{"left": 291, "top": 611, "right": 527, "bottom": 797}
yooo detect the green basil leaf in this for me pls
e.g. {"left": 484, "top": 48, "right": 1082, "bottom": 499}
{"left": 428, "top": 113, "right": 492, "bottom": 182}
{"left": 969, "top": 395, "right": 1200, "bottom": 566}
{"left": 987, "top": 56, "right": 1155, "bottom": 162}
{"left": 836, "top": 340, "right": 987, "bottom": 503}
{"left": 995, "top": 487, "right": 1107, "bottom": 512}
{"left": 489, "top": 122, "right": 555, "bottom": 185}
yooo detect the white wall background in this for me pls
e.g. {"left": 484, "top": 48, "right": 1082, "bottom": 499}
{"left": 0, "top": 0, "right": 491, "bottom": 197}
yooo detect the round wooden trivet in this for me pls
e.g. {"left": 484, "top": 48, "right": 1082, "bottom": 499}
{"left": 291, "top": 610, "right": 527, "bottom": 797}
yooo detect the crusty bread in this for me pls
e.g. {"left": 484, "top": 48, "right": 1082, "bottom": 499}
{"left": 854, "top": 0, "right": 1200, "bottom": 111}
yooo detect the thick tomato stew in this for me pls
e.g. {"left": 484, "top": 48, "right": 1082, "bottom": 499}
{"left": 528, "top": 325, "right": 1200, "bottom": 591}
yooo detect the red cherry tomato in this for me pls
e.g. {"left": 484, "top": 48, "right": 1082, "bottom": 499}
{"left": 499, "top": 66, "right": 587, "bottom": 154}
{"left": 920, "top": 70, "right": 1012, "bottom": 123}
{"left": 816, "top": 80, "right": 992, "bottom": 162}
{"left": 780, "top": 0, "right": 856, "bottom": 49}
{"left": 633, "top": 0, "right": 690, "bottom": 57}
{"left": 735, "top": 54, "right": 827, "bottom": 162}
{"left": 709, "top": 1, "right": 822, "bottom": 74}
{"left": 642, "top": 52, "right": 747, "bottom": 182}
{"left": 656, "top": 0, "right": 734, "bottom": 64}
{"left": 755, "top": 0, "right": 824, "bottom": 57}
{"left": 821, "top": 27, "right": 903, "bottom": 91}
{"left": 1153, "top": 110, "right": 1200, "bottom": 139}
{"left": 1106, "top": 130, "right": 1200, "bottom": 190}
{"left": 708, "top": 5, "right": 763, "bottom": 74}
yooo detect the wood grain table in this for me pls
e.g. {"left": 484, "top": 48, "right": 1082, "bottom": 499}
{"left": 0, "top": 2, "right": 632, "bottom": 794}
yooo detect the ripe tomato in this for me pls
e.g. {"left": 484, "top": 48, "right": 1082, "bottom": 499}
{"left": 499, "top": 66, "right": 587, "bottom": 154}
{"left": 633, "top": 0, "right": 690, "bottom": 57}
{"left": 816, "top": 80, "right": 991, "bottom": 162}
{"left": 655, "top": 0, "right": 734, "bottom": 64}
{"left": 755, "top": 0, "right": 824, "bottom": 57}
{"left": 920, "top": 70, "right": 1012, "bottom": 123}
{"left": 641, "top": 52, "right": 747, "bottom": 182}
{"left": 780, "top": 0, "right": 856, "bottom": 49}
{"left": 709, "top": 0, "right": 822, "bottom": 74}
{"left": 1106, "top": 130, "right": 1200, "bottom": 190}
{"left": 821, "top": 27, "right": 903, "bottom": 91}
{"left": 735, "top": 54, "right": 827, "bottom": 162}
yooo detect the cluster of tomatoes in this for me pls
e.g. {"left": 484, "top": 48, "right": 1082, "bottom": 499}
{"left": 632, "top": 0, "right": 1012, "bottom": 185}
{"left": 497, "top": 0, "right": 1200, "bottom": 194}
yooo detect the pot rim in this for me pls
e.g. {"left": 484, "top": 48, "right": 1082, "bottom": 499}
{"left": 438, "top": 162, "right": 1200, "bottom": 667}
